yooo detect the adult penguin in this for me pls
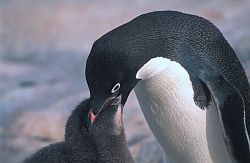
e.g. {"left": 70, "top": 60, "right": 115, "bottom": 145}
{"left": 85, "top": 11, "right": 250, "bottom": 163}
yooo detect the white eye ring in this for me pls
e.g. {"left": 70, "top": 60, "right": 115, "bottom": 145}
{"left": 111, "top": 83, "right": 120, "bottom": 93}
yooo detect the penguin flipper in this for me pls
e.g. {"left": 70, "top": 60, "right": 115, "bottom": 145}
{"left": 198, "top": 70, "right": 250, "bottom": 162}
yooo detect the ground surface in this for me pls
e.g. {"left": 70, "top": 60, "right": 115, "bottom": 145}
{"left": 0, "top": 1, "right": 250, "bottom": 163}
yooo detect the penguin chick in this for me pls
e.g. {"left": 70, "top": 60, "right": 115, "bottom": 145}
{"left": 24, "top": 99, "right": 97, "bottom": 163}
{"left": 24, "top": 97, "right": 134, "bottom": 163}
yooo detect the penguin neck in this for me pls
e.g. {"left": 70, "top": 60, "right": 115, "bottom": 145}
{"left": 90, "top": 113, "right": 134, "bottom": 163}
{"left": 64, "top": 101, "right": 94, "bottom": 147}
{"left": 93, "top": 129, "right": 133, "bottom": 163}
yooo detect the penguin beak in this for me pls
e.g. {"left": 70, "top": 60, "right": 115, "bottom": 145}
{"left": 87, "top": 95, "right": 122, "bottom": 129}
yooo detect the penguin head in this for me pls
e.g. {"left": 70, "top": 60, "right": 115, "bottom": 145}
{"left": 85, "top": 41, "right": 142, "bottom": 128}
{"left": 88, "top": 95, "right": 124, "bottom": 136}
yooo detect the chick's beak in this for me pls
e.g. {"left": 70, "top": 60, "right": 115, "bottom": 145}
{"left": 87, "top": 95, "right": 122, "bottom": 129}
{"left": 87, "top": 111, "right": 97, "bottom": 127}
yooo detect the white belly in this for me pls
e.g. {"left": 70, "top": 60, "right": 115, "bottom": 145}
{"left": 134, "top": 57, "right": 232, "bottom": 163}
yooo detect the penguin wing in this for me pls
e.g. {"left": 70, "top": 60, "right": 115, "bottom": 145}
{"left": 198, "top": 70, "right": 250, "bottom": 162}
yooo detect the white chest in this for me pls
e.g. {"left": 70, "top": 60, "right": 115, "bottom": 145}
{"left": 134, "top": 57, "right": 232, "bottom": 163}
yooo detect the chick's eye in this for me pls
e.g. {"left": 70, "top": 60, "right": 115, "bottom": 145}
{"left": 111, "top": 83, "right": 120, "bottom": 93}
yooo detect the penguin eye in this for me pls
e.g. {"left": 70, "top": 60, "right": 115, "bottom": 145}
{"left": 111, "top": 83, "right": 120, "bottom": 94}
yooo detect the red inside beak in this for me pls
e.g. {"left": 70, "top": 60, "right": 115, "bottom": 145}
{"left": 87, "top": 95, "right": 122, "bottom": 129}
{"left": 88, "top": 111, "right": 97, "bottom": 124}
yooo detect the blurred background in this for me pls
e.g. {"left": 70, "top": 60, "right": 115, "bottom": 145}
{"left": 0, "top": 0, "right": 250, "bottom": 162}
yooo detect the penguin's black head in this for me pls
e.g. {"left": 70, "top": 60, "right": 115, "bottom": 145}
{"left": 85, "top": 40, "right": 141, "bottom": 127}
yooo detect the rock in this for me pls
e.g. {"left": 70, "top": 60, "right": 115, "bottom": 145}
{"left": 10, "top": 92, "right": 88, "bottom": 150}
{"left": 0, "top": 126, "right": 2, "bottom": 136}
